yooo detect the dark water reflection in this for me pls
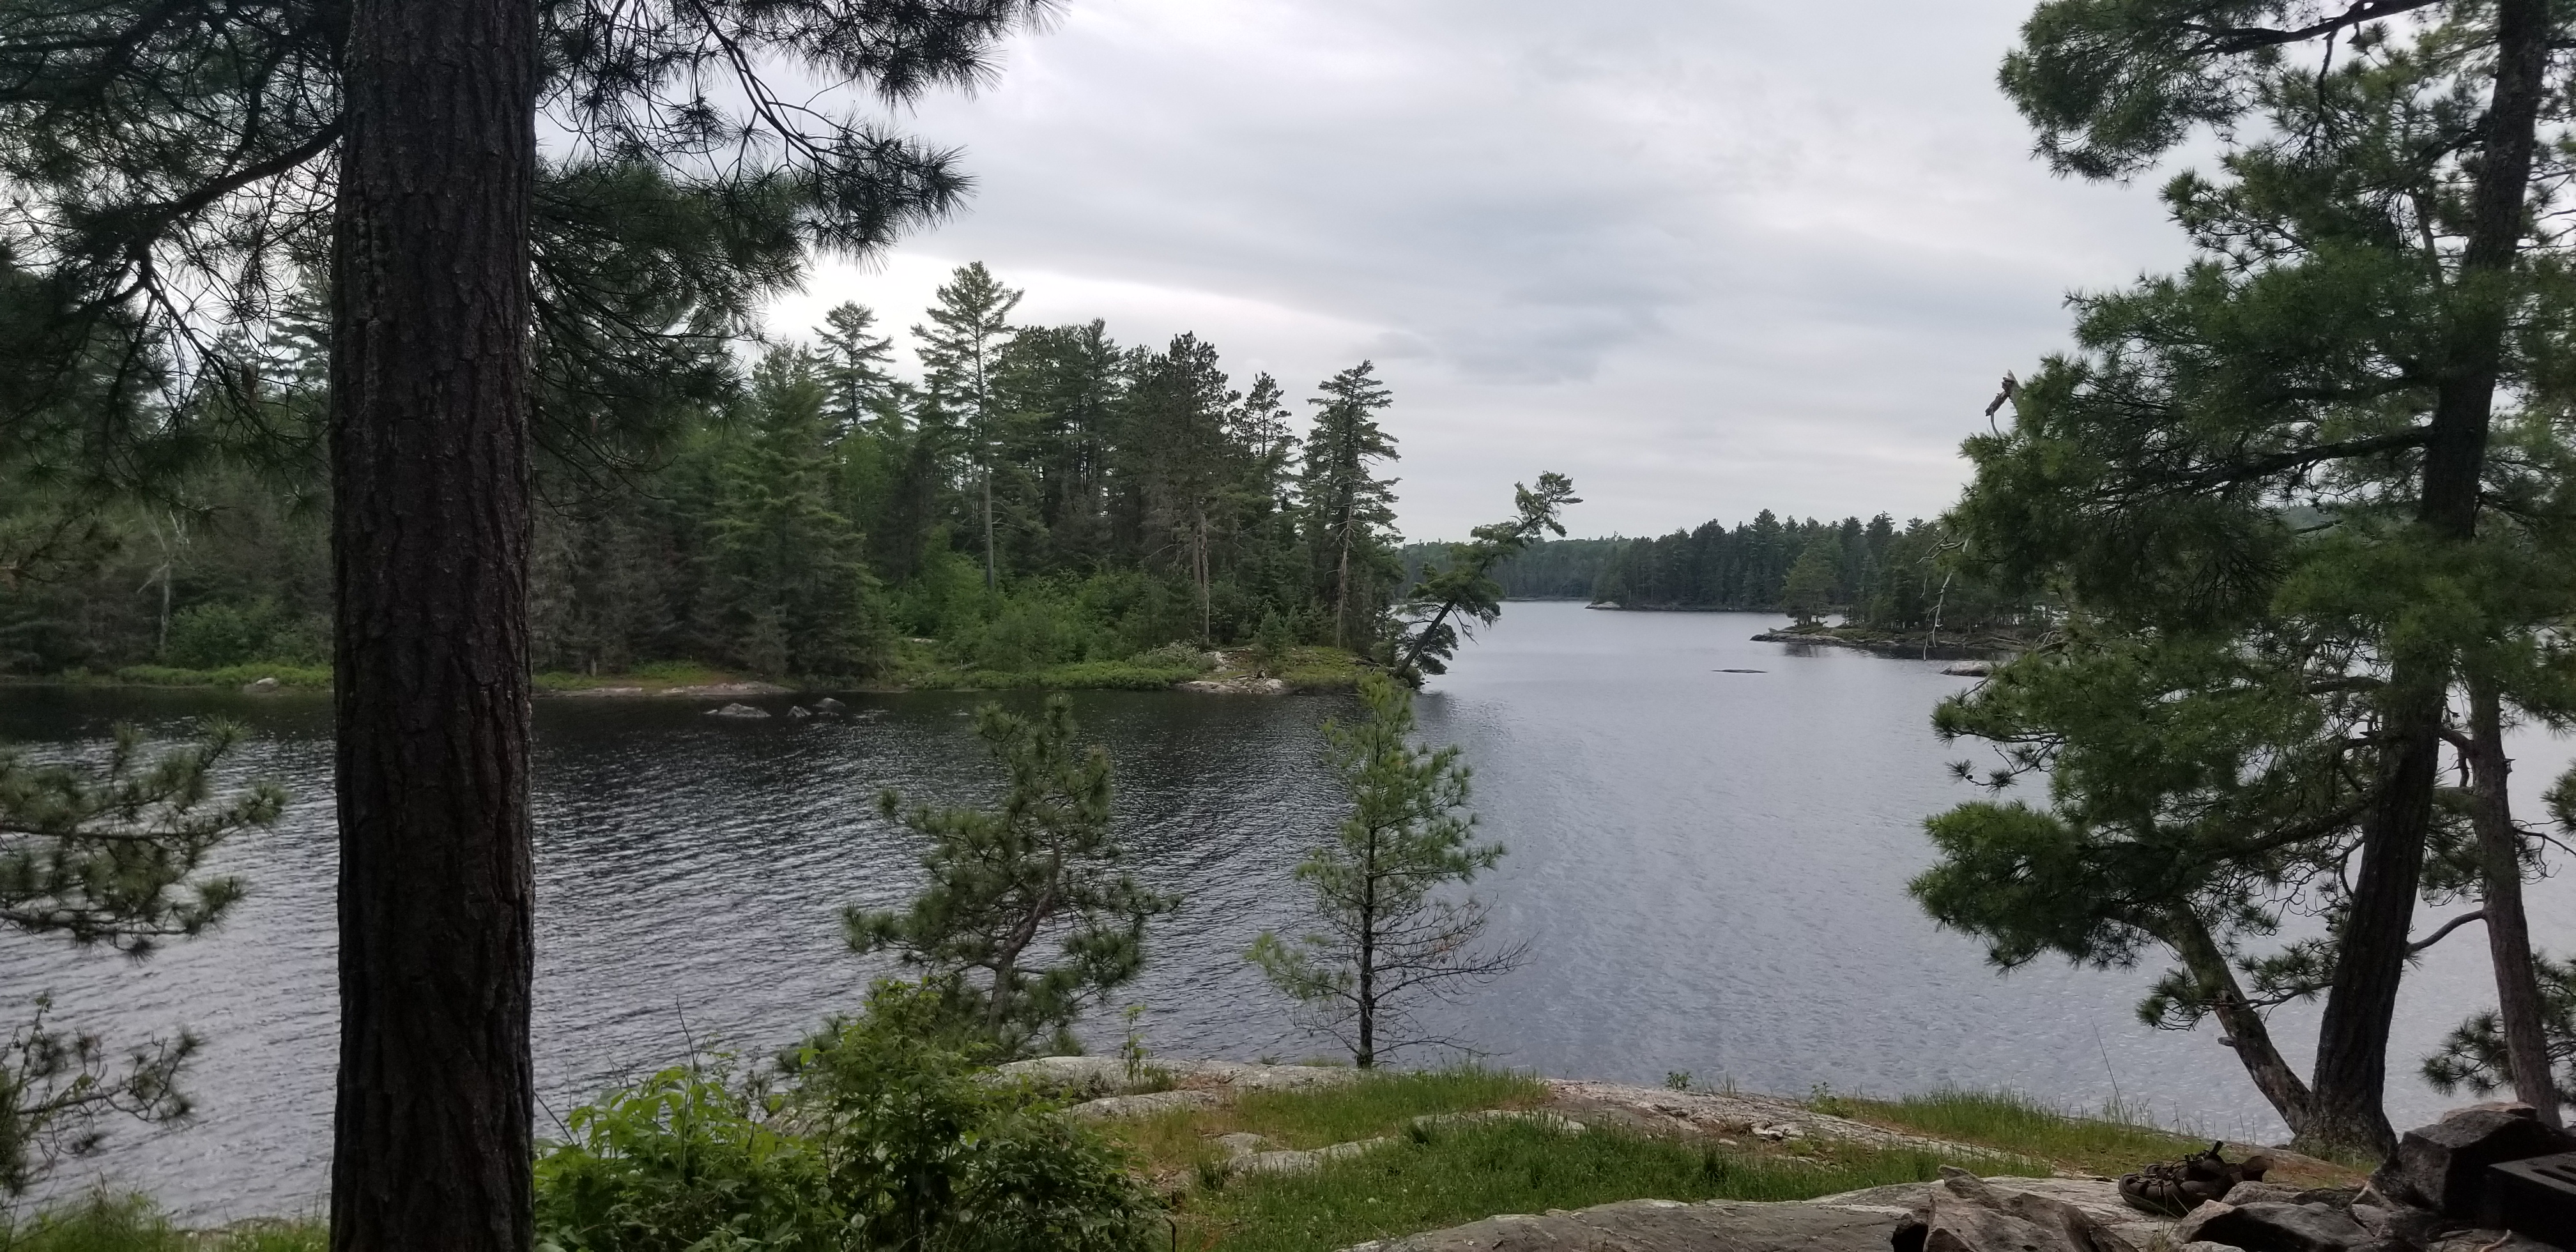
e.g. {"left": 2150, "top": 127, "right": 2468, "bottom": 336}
{"left": 1, "top": 602, "right": 2565, "bottom": 1219}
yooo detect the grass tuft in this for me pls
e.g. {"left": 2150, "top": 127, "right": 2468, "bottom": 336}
{"left": 0, "top": 1194, "right": 325, "bottom": 1252}
{"left": 1817, "top": 1087, "right": 2290, "bottom": 1182}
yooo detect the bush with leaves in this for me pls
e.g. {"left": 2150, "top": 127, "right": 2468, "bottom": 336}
{"left": 535, "top": 981, "right": 1159, "bottom": 1252}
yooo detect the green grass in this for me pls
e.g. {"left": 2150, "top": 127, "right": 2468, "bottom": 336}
{"left": 1177, "top": 1120, "right": 1961, "bottom": 1252}
{"left": 532, "top": 660, "right": 740, "bottom": 692}
{"left": 104, "top": 662, "right": 331, "bottom": 690}
{"left": 1274, "top": 646, "right": 1367, "bottom": 691}
{"left": 947, "top": 660, "right": 1209, "bottom": 691}
{"left": 1110, "top": 1067, "right": 1549, "bottom": 1174}
{"left": 1813, "top": 1087, "right": 2354, "bottom": 1184}
{"left": 0, "top": 1195, "right": 323, "bottom": 1252}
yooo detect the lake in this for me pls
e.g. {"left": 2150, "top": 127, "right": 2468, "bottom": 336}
{"left": 1, "top": 601, "right": 2562, "bottom": 1219}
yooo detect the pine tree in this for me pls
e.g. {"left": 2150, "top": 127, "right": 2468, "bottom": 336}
{"left": 0, "top": 724, "right": 284, "bottom": 1195}
{"left": 850, "top": 696, "right": 1179, "bottom": 1057}
{"left": 1248, "top": 675, "right": 1523, "bottom": 1067}
{"left": 1299, "top": 363, "right": 1401, "bottom": 651}
{"left": 1395, "top": 473, "right": 1579, "bottom": 683}
{"left": 1935, "top": 0, "right": 2573, "bottom": 1153}
{"left": 916, "top": 263, "right": 1025, "bottom": 592}
{"left": 815, "top": 302, "right": 900, "bottom": 436}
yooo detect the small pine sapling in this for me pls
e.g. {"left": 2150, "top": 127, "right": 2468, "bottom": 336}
{"left": 849, "top": 696, "right": 1179, "bottom": 1057}
{"left": 1248, "top": 674, "right": 1526, "bottom": 1067}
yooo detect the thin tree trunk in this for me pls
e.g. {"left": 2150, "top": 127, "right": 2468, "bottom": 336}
{"left": 1335, "top": 505, "right": 1354, "bottom": 651}
{"left": 2305, "top": 0, "right": 2548, "bottom": 1160}
{"left": 1357, "top": 838, "right": 1377, "bottom": 1069}
{"left": 329, "top": 0, "right": 538, "bottom": 1248}
{"left": 2468, "top": 678, "right": 2561, "bottom": 1126}
{"left": 2165, "top": 909, "right": 2313, "bottom": 1135}
{"left": 983, "top": 468, "right": 997, "bottom": 592}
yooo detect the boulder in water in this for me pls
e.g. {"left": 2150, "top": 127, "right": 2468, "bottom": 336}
{"left": 813, "top": 697, "right": 848, "bottom": 714}
{"left": 705, "top": 702, "right": 770, "bottom": 719}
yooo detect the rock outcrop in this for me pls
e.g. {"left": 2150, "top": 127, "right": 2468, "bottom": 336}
{"left": 2369, "top": 1102, "right": 2572, "bottom": 1220}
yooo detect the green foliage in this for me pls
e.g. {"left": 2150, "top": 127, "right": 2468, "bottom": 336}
{"left": 162, "top": 600, "right": 323, "bottom": 670}
{"left": 104, "top": 664, "right": 330, "bottom": 690}
{"left": 533, "top": 1062, "right": 835, "bottom": 1252}
{"left": 1249, "top": 675, "right": 1522, "bottom": 1067}
{"left": 0, "top": 725, "right": 284, "bottom": 1195}
{"left": 2425, "top": 953, "right": 2576, "bottom": 1113}
{"left": 537, "top": 982, "right": 1160, "bottom": 1252}
{"left": 1924, "top": 0, "right": 2576, "bottom": 1153}
{"left": 1779, "top": 540, "right": 1839, "bottom": 626}
{"left": 851, "top": 699, "right": 1180, "bottom": 1056}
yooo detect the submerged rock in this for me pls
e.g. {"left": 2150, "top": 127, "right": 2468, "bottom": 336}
{"left": 705, "top": 702, "right": 770, "bottom": 719}
{"left": 813, "top": 696, "right": 848, "bottom": 714}
{"left": 1941, "top": 661, "right": 1995, "bottom": 677}
{"left": 786, "top": 705, "right": 813, "bottom": 719}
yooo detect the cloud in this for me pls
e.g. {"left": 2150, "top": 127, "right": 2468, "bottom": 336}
{"left": 767, "top": 0, "right": 2193, "bottom": 538}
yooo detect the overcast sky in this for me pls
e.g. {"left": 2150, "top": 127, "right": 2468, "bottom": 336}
{"left": 767, "top": 1, "right": 2195, "bottom": 540}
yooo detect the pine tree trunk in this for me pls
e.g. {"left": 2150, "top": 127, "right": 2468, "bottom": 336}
{"left": 1357, "top": 846, "right": 1376, "bottom": 1069}
{"left": 983, "top": 467, "right": 997, "bottom": 592}
{"left": 2304, "top": 0, "right": 2548, "bottom": 1160}
{"left": 2165, "top": 910, "right": 2313, "bottom": 1135}
{"left": 2469, "top": 678, "right": 2561, "bottom": 1126}
{"left": 328, "top": 0, "right": 538, "bottom": 1248}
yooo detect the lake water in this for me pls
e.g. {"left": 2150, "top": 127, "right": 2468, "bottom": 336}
{"left": 1, "top": 602, "right": 2563, "bottom": 1219}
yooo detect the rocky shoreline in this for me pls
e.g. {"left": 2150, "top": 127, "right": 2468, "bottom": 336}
{"left": 999, "top": 1058, "right": 2571, "bottom": 1252}
{"left": 1749, "top": 627, "right": 2024, "bottom": 663}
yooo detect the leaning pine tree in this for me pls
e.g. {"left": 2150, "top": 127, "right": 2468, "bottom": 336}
{"left": 1249, "top": 674, "right": 1526, "bottom": 1067}
{"left": 850, "top": 696, "right": 1179, "bottom": 1058}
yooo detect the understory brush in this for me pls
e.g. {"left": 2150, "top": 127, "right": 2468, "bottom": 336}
{"left": 533, "top": 981, "right": 1160, "bottom": 1252}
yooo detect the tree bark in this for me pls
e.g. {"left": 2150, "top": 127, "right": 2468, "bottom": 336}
{"left": 2467, "top": 678, "right": 2561, "bottom": 1126}
{"left": 328, "top": 0, "right": 538, "bottom": 1248}
{"left": 2303, "top": 0, "right": 2549, "bottom": 1160}
{"left": 2164, "top": 909, "right": 2313, "bottom": 1135}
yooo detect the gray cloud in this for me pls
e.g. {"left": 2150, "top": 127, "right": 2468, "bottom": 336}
{"left": 770, "top": 0, "right": 2196, "bottom": 538}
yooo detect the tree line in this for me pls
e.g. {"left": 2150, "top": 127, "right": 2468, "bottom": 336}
{"left": 1446, "top": 513, "right": 2030, "bottom": 636}
{"left": 1, "top": 264, "right": 1427, "bottom": 683}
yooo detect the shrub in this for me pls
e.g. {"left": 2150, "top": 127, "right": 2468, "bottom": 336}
{"left": 533, "top": 1064, "right": 833, "bottom": 1252}
{"left": 539, "top": 982, "right": 1160, "bottom": 1252}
